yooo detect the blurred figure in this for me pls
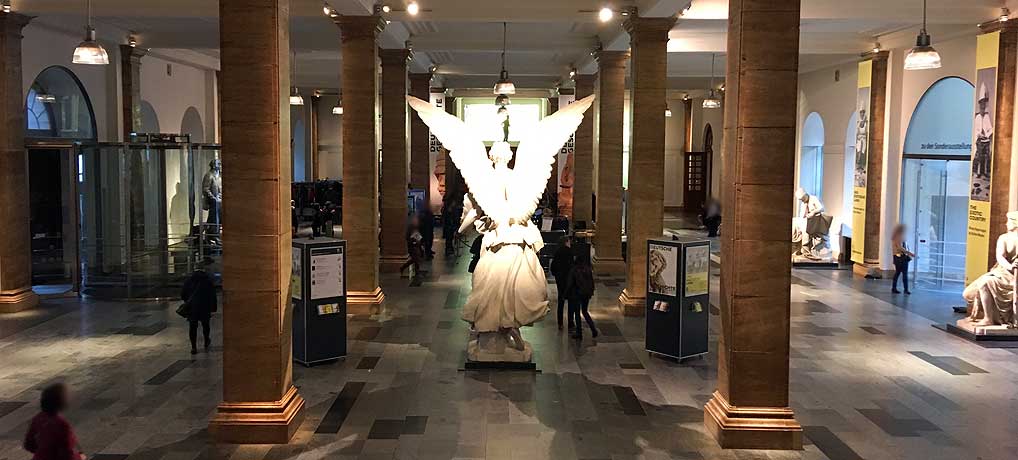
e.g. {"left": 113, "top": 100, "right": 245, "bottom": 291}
{"left": 550, "top": 236, "right": 575, "bottom": 330}
{"left": 24, "top": 383, "right": 85, "bottom": 460}
{"left": 420, "top": 206, "right": 435, "bottom": 260}
{"left": 181, "top": 259, "right": 217, "bottom": 354}
{"left": 402, "top": 215, "right": 424, "bottom": 278}
{"left": 700, "top": 197, "right": 721, "bottom": 237}
{"left": 891, "top": 223, "right": 915, "bottom": 295}
{"left": 564, "top": 248, "right": 598, "bottom": 339}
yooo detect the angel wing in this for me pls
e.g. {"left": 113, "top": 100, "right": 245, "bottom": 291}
{"left": 506, "top": 94, "right": 595, "bottom": 223}
{"left": 406, "top": 96, "right": 504, "bottom": 221}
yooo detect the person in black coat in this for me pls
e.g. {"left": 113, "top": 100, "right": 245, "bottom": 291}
{"left": 550, "top": 236, "right": 575, "bottom": 330}
{"left": 181, "top": 261, "right": 217, "bottom": 354}
{"left": 419, "top": 207, "right": 435, "bottom": 259}
{"left": 564, "top": 248, "right": 598, "bottom": 339}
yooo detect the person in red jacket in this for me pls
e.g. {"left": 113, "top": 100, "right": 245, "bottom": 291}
{"left": 23, "top": 383, "right": 84, "bottom": 460}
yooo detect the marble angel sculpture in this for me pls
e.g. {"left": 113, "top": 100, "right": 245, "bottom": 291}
{"left": 408, "top": 94, "right": 596, "bottom": 362}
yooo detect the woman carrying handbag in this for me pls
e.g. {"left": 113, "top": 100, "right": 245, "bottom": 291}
{"left": 891, "top": 224, "right": 916, "bottom": 295}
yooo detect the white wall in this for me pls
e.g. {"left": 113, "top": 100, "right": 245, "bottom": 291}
{"left": 316, "top": 94, "right": 343, "bottom": 180}
{"left": 140, "top": 53, "right": 217, "bottom": 140}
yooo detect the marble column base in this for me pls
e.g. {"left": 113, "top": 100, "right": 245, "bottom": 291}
{"left": 704, "top": 391, "right": 802, "bottom": 450}
{"left": 0, "top": 288, "right": 39, "bottom": 313}
{"left": 592, "top": 255, "right": 625, "bottom": 274}
{"left": 209, "top": 385, "right": 305, "bottom": 444}
{"left": 348, "top": 287, "right": 385, "bottom": 315}
{"left": 379, "top": 255, "right": 410, "bottom": 273}
{"left": 617, "top": 288, "right": 645, "bottom": 317}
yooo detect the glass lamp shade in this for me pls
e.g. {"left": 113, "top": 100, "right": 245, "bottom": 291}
{"left": 72, "top": 28, "right": 109, "bottom": 65}
{"left": 289, "top": 90, "right": 305, "bottom": 106}
{"left": 702, "top": 90, "right": 721, "bottom": 109}
{"left": 904, "top": 31, "right": 941, "bottom": 71}
{"left": 493, "top": 70, "right": 516, "bottom": 95}
{"left": 494, "top": 94, "right": 511, "bottom": 106}
{"left": 332, "top": 104, "right": 343, "bottom": 115}
{"left": 664, "top": 107, "right": 672, "bottom": 117}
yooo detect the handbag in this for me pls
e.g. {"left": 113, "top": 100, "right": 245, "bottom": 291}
{"left": 175, "top": 302, "right": 191, "bottom": 318}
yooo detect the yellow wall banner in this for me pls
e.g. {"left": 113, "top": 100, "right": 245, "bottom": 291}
{"left": 964, "top": 32, "right": 999, "bottom": 284}
{"left": 850, "top": 60, "right": 872, "bottom": 264}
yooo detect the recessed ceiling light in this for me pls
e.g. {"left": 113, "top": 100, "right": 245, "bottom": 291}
{"left": 407, "top": 1, "right": 419, "bottom": 15}
{"left": 382, "top": 5, "right": 391, "bottom": 12}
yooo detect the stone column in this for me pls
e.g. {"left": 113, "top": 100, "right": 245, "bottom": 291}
{"left": 209, "top": 0, "right": 304, "bottom": 443}
{"left": 443, "top": 95, "right": 465, "bottom": 202}
{"left": 121, "top": 44, "right": 151, "bottom": 271}
{"left": 310, "top": 95, "right": 319, "bottom": 180}
{"left": 337, "top": 15, "right": 385, "bottom": 308}
{"left": 683, "top": 97, "right": 693, "bottom": 152}
{"left": 573, "top": 74, "right": 596, "bottom": 226}
{"left": 983, "top": 19, "right": 1018, "bottom": 266}
{"left": 593, "top": 51, "right": 628, "bottom": 270}
{"left": 0, "top": 13, "right": 36, "bottom": 314}
{"left": 379, "top": 48, "right": 410, "bottom": 272}
{"left": 120, "top": 45, "right": 147, "bottom": 137}
{"left": 703, "top": 0, "right": 802, "bottom": 450}
{"left": 619, "top": 16, "right": 675, "bottom": 316}
{"left": 409, "top": 72, "right": 432, "bottom": 204}
{"left": 862, "top": 51, "right": 888, "bottom": 269}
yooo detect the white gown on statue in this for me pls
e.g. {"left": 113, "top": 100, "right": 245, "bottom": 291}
{"left": 407, "top": 95, "right": 596, "bottom": 335}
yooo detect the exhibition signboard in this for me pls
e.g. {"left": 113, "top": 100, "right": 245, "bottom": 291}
{"left": 850, "top": 60, "right": 872, "bottom": 265}
{"left": 964, "top": 32, "right": 999, "bottom": 285}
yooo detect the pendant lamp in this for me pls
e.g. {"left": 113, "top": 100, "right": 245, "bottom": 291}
{"left": 72, "top": 0, "right": 109, "bottom": 65}
{"left": 904, "top": 0, "right": 942, "bottom": 71}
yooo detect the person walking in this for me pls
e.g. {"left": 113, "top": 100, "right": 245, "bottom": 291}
{"left": 23, "top": 383, "right": 85, "bottom": 460}
{"left": 565, "top": 248, "right": 598, "bottom": 339}
{"left": 181, "top": 260, "right": 217, "bottom": 354}
{"left": 401, "top": 215, "right": 424, "bottom": 278}
{"left": 891, "top": 224, "right": 915, "bottom": 295}
{"left": 550, "top": 236, "right": 575, "bottom": 330}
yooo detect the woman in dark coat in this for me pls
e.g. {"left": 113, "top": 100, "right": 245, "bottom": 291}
{"left": 549, "top": 236, "right": 574, "bottom": 330}
{"left": 564, "top": 248, "right": 598, "bottom": 339}
{"left": 181, "top": 262, "right": 217, "bottom": 354}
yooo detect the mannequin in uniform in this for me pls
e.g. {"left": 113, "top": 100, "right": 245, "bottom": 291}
{"left": 202, "top": 159, "right": 222, "bottom": 243}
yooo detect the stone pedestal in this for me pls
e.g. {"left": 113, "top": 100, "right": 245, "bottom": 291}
{"left": 953, "top": 318, "right": 1018, "bottom": 338}
{"left": 336, "top": 15, "right": 386, "bottom": 311}
{"left": 467, "top": 331, "right": 533, "bottom": 363}
{"left": 619, "top": 16, "right": 675, "bottom": 317}
{"left": 572, "top": 75, "right": 595, "bottom": 226}
{"left": 703, "top": 0, "right": 802, "bottom": 450}
{"left": 209, "top": 0, "right": 304, "bottom": 443}
{"left": 409, "top": 72, "right": 432, "bottom": 205}
{"left": 379, "top": 49, "right": 411, "bottom": 272}
{"left": 593, "top": 51, "right": 628, "bottom": 271}
{"left": 0, "top": 13, "right": 37, "bottom": 314}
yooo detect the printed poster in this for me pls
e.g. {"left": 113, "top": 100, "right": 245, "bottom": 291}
{"left": 310, "top": 247, "right": 345, "bottom": 300}
{"left": 850, "top": 60, "right": 872, "bottom": 265}
{"left": 684, "top": 245, "right": 709, "bottom": 297}
{"left": 557, "top": 94, "right": 577, "bottom": 217}
{"left": 429, "top": 92, "right": 446, "bottom": 213}
{"left": 965, "top": 32, "right": 999, "bottom": 284}
{"left": 290, "top": 247, "right": 302, "bottom": 300}
{"left": 648, "top": 243, "right": 678, "bottom": 296}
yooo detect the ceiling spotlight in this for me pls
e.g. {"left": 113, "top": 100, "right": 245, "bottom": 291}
{"left": 127, "top": 35, "right": 138, "bottom": 47}
{"left": 569, "top": 68, "right": 576, "bottom": 78}
{"left": 381, "top": 4, "right": 391, "bottom": 12}
{"left": 72, "top": 0, "right": 110, "bottom": 65}
{"left": 1001, "top": 7, "right": 1010, "bottom": 22}
{"left": 407, "top": 1, "right": 419, "bottom": 15}
{"left": 871, "top": 42, "right": 881, "bottom": 54}
{"left": 599, "top": 7, "right": 613, "bottom": 22}
{"left": 429, "top": 65, "right": 438, "bottom": 73}
{"left": 322, "top": 2, "right": 331, "bottom": 16}
{"left": 904, "top": 0, "right": 941, "bottom": 70}
{"left": 681, "top": 94, "right": 690, "bottom": 101}
{"left": 2, "top": 0, "right": 11, "bottom": 13}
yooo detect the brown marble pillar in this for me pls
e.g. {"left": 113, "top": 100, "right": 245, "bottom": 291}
{"left": 209, "top": 0, "right": 304, "bottom": 443}
{"left": 121, "top": 44, "right": 150, "bottom": 271}
{"left": 379, "top": 48, "right": 410, "bottom": 272}
{"left": 310, "top": 95, "right": 319, "bottom": 180}
{"left": 573, "top": 74, "right": 595, "bottom": 226}
{"left": 983, "top": 19, "right": 1018, "bottom": 266}
{"left": 593, "top": 51, "right": 628, "bottom": 270}
{"left": 0, "top": 13, "right": 35, "bottom": 314}
{"left": 703, "top": 0, "right": 802, "bottom": 450}
{"left": 682, "top": 97, "right": 693, "bottom": 152}
{"left": 862, "top": 51, "right": 888, "bottom": 268}
{"left": 337, "top": 15, "right": 386, "bottom": 308}
{"left": 443, "top": 95, "right": 464, "bottom": 200}
{"left": 619, "top": 16, "right": 675, "bottom": 317}
{"left": 409, "top": 72, "right": 432, "bottom": 204}
{"left": 120, "top": 45, "right": 147, "bottom": 137}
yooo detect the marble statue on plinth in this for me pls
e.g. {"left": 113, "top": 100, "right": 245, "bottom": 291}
{"left": 959, "top": 211, "right": 1018, "bottom": 334}
{"left": 407, "top": 94, "right": 596, "bottom": 364}
{"left": 791, "top": 188, "right": 833, "bottom": 262}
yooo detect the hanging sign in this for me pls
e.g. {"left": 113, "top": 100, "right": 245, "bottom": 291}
{"left": 557, "top": 94, "right": 577, "bottom": 218}
{"left": 429, "top": 92, "right": 446, "bottom": 213}
{"left": 964, "top": 32, "right": 999, "bottom": 284}
{"left": 850, "top": 60, "right": 872, "bottom": 265}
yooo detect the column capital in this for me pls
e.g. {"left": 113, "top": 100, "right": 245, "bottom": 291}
{"left": 979, "top": 17, "right": 1018, "bottom": 33}
{"left": 378, "top": 48, "right": 410, "bottom": 66}
{"left": 334, "top": 14, "right": 385, "bottom": 42}
{"left": 408, "top": 71, "right": 433, "bottom": 84}
{"left": 0, "top": 12, "right": 32, "bottom": 35}
{"left": 623, "top": 16, "right": 677, "bottom": 40}
{"left": 573, "top": 74, "right": 596, "bottom": 96}
{"left": 120, "top": 44, "right": 148, "bottom": 63}
{"left": 595, "top": 50, "right": 629, "bottom": 68}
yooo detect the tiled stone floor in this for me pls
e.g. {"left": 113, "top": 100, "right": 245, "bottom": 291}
{"left": 1, "top": 239, "right": 1017, "bottom": 459}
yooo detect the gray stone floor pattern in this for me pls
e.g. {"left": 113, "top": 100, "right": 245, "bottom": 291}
{"left": 1, "top": 237, "right": 1016, "bottom": 459}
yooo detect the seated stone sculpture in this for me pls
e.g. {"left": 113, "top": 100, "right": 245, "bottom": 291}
{"left": 961, "top": 211, "right": 1018, "bottom": 330}
{"left": 791, "top": 188, "right": 833, "bottom": 261}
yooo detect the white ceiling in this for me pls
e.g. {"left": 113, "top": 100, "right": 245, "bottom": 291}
{"left": 13, "top": 0, "right": 1012, "bottom": 92}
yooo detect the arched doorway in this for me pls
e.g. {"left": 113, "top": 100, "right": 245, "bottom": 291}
{"left": 139, "top": 100, "right": 160, "bottom": 133}
{"left": 900, "top": 77, "right": 974, "bottom": 292}
{"left": 180, "top": 106, "right": 204, "bottom": 142}
{"left": 25, "top": 66, "right": 97, "bottom": 295}
{"left": 800, "top": 112, "right": 824, "bottom": 199}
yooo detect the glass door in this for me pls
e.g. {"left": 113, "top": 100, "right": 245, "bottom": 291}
{"left": 899, "top": 158, "right": 968, "bottom": 292}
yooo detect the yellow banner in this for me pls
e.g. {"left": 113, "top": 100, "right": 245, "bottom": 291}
{"left": 851, "top": 60, "right": 872, "bottom": 264}
{"left": 964, "top": 32, "right": 999, "bottom": 284}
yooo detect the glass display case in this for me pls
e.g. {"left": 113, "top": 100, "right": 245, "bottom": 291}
{"left": 76, "top": 134, "right": 222, "bottom": 299}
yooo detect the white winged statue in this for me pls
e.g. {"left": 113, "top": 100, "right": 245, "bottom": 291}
{"left": 408, "top": 94, "right": 596, "bottom": 363}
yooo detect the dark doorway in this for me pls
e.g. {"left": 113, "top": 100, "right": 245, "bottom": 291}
{"left": 28, "top": 147, "right": 77, "bottom": 293}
